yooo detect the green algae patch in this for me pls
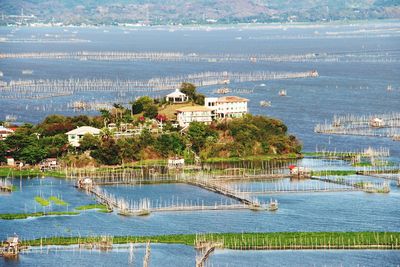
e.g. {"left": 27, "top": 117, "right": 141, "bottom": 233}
{"left": 49, "top": 196, "right": 68, "bottom": 206}
{"left": 0, "top": 211, "right": 79, "bottom": 220}
{"left": 35, "top": 196, "right": 50, "bottom": 206}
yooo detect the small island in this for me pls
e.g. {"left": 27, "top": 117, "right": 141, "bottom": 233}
{"left": 0, "top": 83, "right": 301, "bottom": 171}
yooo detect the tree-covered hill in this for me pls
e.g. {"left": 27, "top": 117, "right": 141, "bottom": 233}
{"left": 1, "top": 0, "right": 399, "bottom": 26}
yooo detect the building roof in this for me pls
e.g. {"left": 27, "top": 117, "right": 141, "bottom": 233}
{"left": 0, "top": 126, "right": 14, "bottom": 133}
{"left": 217, "top": 96, "right": 249, "bottom": 103}
{"left": 65, "top": 126, "right": 101, "bottom": 135}
{"left": 166, "top": 89, "right": 187, "bottom": 98}
{"left": 176, "top": 106, "right": 213, "bottom": 112}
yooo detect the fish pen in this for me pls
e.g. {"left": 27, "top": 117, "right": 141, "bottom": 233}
{"left": 315, "top": 113, "right": 400, "bottom": 139}
{"left": 1, "top": 51, "right": 397, "bottom": 64}
{"left": 0, "top": 70, "right": 318, "bottom": 99}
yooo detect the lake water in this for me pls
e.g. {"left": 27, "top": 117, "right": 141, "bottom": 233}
{"left": 0, "top": 22, "right": 399, "bottom": 155}
{"left": 1, "top": 21, "right": 400, "bottom": 265}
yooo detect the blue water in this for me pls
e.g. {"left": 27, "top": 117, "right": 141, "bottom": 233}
{"left": 208, "top": 249, "right": 400, "bottom": 267}
{"left": 1, "top": 176, "right": 399, "bottom": 241}
{"left": 1, "top": 22, "right": 400, "bottom": 265}
{"left": 2, "top": 244, "right": 195, "bottom": 267}
{"left": 1, "top": 23, "right": 399, "bottom": 155}
{"left": 101, "top": 183, "right": 240, "bottom": 206}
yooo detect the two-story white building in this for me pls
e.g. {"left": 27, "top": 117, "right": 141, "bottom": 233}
{"left": 65, "top": 126, "right": 101, "bottom": 147}
{"left": 176, "top": 106, "right": 214, "bottom": 127}
{"left": 205, "top": 96, "right": 249, "bottom": 119}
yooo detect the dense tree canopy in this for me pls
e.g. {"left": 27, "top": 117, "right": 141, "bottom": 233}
{"left": 0, "top": 102, "right": 300, "bottom": 166}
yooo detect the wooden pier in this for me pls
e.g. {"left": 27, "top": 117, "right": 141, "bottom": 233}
{"left": 78, "top": 176, "right": 264, "bottom": 216}
{"left": 187, "top": 179, "right": 260, "bottom": 207}
{"left": 243, "top": 188, "right": 362, "bottom": 194}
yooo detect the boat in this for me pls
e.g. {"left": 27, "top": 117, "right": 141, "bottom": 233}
{"left": 21, "top": 69, "right": 33, "bottom": 75}
{"left": 259, "top": 100, "right": 271, "bottom": 107}
{"left": 279, "top": 89, "right": 287, "bottom": 96}
{"left": 268, "top": 199, "right": 278, "bottom": 211}
{"left": 215, "top": 87, "right": 231, "bottom": 94}
{"left": 387, "top": 84, "right": 393, "bottom": 91}
{"left": 0, "top": 71, "right": 3, "bottom": 77}
{"left": 5, "top": 115, "right": 17, "bottom": 122}
{"left": 118, "top": 209, "right": 150, "bottom": 216}
{"left": 393, "top": 135, "right": 400, "bottom": 141}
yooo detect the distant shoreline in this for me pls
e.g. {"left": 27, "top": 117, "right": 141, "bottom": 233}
{"left": 2, "top": 19, "right": 399, "bottom": 29}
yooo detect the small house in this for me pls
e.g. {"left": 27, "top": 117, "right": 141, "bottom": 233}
{"left": 369, "top": 118, "right": 384, "bottom": 128}
{"left": 168, "top": 157, "right": 185, "bottom": 168}
{"left": 2, "top": 236, "right": 19, "bottom": 256}
{"left": 76, "top": 178, "right": 93, "bottom": 189}
{"left": 0, "top": 126, "right": 14, "bottom": 140}
{"left": 176, "top": 106, "right": 214, "bottom": 127}
{"left": 6, "top": 157, "right": 15, "bottom": 166}
{"left": 40, "top": 158, "right": 59, "bottom": 171}
{"left": 205, "top": 96, "right": 249, "bottom": 119}
{"left": 289, "top": 165, "right": 310, "bottom": 178}
{"left": 65, "top": 126, "right": 101, "bottom": 147}
{"left": 166, "top": 89, "right": 188, "bottom": 103}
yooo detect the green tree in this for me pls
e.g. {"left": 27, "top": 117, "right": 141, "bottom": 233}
{"left": 79, "top": 134, "right": 100, "bottom": 151}
{"left": 143, "top": 104, "right": 158, "bottom": 118}
{"left": 180, "top": 83, "right": 197, "bottom": 101}
{"left": 90, "top": 138, "right": 121, "bottom": 165}
{"left": 5, "top": 131, "right": 37, "bottom": 158}
{"left": 187, "top": 122, "right": 217, "bottom": 153}
{"left": 117, "top": 137, "right": 141, "bottom": 163}
{"left": 131, "top": 96, "right": 154, "bottom": 115}
{"left": 98, "top": 109, "right": 112, "bottom": 127}
{"left": 194, "top": 93, "right": 205, "bottom": 105}
{"left": 139, "top": 129, "right": 155, "bottom": 146}
{"left": 156, "top": 133, "right": 185, "bottom": 157}
{"left": 39, "top": 134, "right": 68, "bottom": 157}
{"left": 19, "top": 144, "right": 47, "bottom": 164}
{"left": 0, "top": 141, "right": 8, "bottom": 163}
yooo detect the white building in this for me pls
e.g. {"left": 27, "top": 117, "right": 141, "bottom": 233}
{"left": 166, "top": 89, "right": 189, "bottom": 103}
{"left": 0, "top": 126, "right": 14, "bottom": 140}
{"left": 176, "top": 106, "right": 214, "bottom": 127}
{"left": 65, "top": 126, "right": 101, "bottom": 147}
{"left": 205, "top": 96, "right": 249, "bottom": 118}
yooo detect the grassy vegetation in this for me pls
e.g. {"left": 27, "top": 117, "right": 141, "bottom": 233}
{"left": 303, "top": 152, "right": 357, "bottom": 159}
{"left": 158, "top": 102, "right": 201, "bottom": 120}
{"left": 20, "top": 232, "right": 400, "bottom": 249}
{"left": 352, "top": 161, "right": 395, "bottom": 167}
{"left": 311, "top": 170, "right": 358, "bottom": 176}
{"left": 75, "top": 204, "right": 110, "bottom": 213}
{"left": 49, "top": 196, "right": 68, "bottom": 206}
{"left": 34, "top": 196, "right": 50, "bottom": 206}
{"left": 204, "top": 153, "right": 302, "bottom": 163}
{"left": 0, "top": 167, "right": 65, "bottom": 178}
{"left": 0, "top": 211, "right": 79, "bottom": 220}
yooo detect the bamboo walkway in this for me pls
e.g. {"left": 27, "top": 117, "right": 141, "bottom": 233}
{"left": 187, "top": 179, "right": 259, "bottom": 207}
{"left": 243, "top": 188, "right": 362, "bottom": 194}
{"left": 311, "top": 176, "right": 390, "bottom": 193}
